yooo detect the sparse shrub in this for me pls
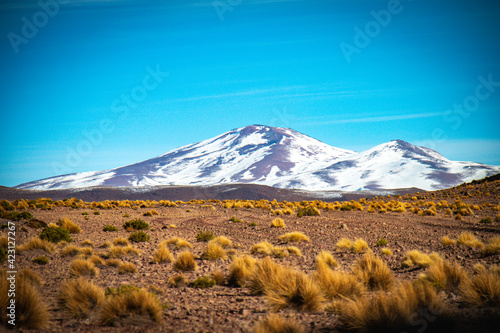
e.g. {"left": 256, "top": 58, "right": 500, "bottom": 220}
{"left": 105, "top": 284, "right": 139, "bottom": 296}
{"left": 32, "top": 255, "right": 49, "bottom": 265}
{"left": 0, "top": 272, "right": 50, "bottom": 329}
{"left": 441, "top": 236, "right": 457, "bottom": 247}
{"left": 253, "top": 314, "right": 305, "bottom": 333}
{"left": 228, "top": 255, "right": 257, "bottom": 287}
{"left": 402, "top": 250, "right": 442, "bottom": 268}
{"left": 196, "top": 230, "right": 215, "bottom": 242}
{"left": 57, "top": 218, "right": 81, "bottom": 233}
{"left": 190, "top": 276, "right": 216, "bottom": 288}
{"left": 60, "top": 278, "right": 105, "bottom": 318}
{"left": 375, "top": 238, "right": 387, "bottom": 247}
{"left": 249, "top": 222, "right": 258, "bottom": 227}
{"left": 39, "top": 226, "right": 73, "bottom": 244}
{"left": 457, "top": 232, "right": 484, "bottom": 249}
{"left": 69, "top": 259, "right": 98, "bottom": 277}
{"left": 419, "top": 260, "right": 468, "bottom": 291}
{"left": 479, "top": 217, "right": 492, "bottom": 224}
{"left": 93, "top": 211, "right": 100, "bottom": 215}
{"left": 173, "top": 251, "right": 197, "bottom": 271}
{"left": 278, "top": 232, "right": 310, "bottom": 244}
{"left": 118, "top": 262, "right": 137, "bottom": 274}
{"left": 153, "top": 244, "right": 173, "bottom": 263}
{"left": 297, "top": 206, "right": 320, "bottom": 217}
{"left": 201, "top": 242, "right": 227, "bottom": 260}
{"left": 128, "top": 231, "right": 150, "bottom": 243}
{"left": 123, "top": 219, "right": 149, "bottom": 230}
{"left": 339, "top": 282, "right": 448, "bottom": 332}
{"left": 315, "top": 251, "right": 338, "bottom": 270}
{"left": 103, "top": 225, "right": 118, "bottom": 232}
{"left": 168, "top": 274, "right": 187, "bottom": 288}
{"left": 459, "top": 272, "right": 500, "bottom": 307}
{"left": 17, "top": 237, "right": 56, "bottom": 253}
{"left": 99, "top": 289, "right": 162, "bottom": 326}
{"left": 271, "top": 218, "right": 285, "bottom": 228}
{"left": 229, "top": 216, "right": 243, "bottom": 223}
{"left": 352, "top": 252, "right": 394, "bottom": 291}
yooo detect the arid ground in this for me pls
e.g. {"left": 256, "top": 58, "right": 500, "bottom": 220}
{"left": 1, "top": 177, "right": 499, "bottom": 332}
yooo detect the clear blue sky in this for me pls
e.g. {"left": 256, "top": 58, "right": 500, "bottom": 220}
{"left": 1, "top": 0, "right": 499, "bottom": 187}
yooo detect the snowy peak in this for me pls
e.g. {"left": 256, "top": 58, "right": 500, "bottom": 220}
{"left": 14, "top": 125, "right": 500, "bottom": 191}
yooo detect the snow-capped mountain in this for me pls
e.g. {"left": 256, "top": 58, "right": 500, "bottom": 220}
{"left": 15, "top": 125, "right": 500, "bottom": 191}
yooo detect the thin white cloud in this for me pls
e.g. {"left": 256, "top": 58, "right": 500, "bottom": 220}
{"left": 300, "top": 112, "right": 447, "bottom": 126}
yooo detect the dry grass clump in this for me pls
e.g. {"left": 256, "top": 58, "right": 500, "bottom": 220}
{"left": 459, "top": 272, "right": 500, "bottom": 307}
{"left": 69, "top": 259, "right": 98, "bottom": 277}
{"left": 253, "top": 314, "right": 304, "bottom": 333}
{"left": 248, "top": 258, "right": 324, "bottom": 312}
{"left": 80, "top": 239, "right": 94, "bottom": 247}
{"left": 99, "top": 289, "right": 162, "bottom": 326}
{"left": 228, "top": 255, "right": 257, "bottom": 287}
{"left": 153, "top": 244, "right": 173, "bottom": 263}
{"left": 61, "top": 244, "right": 81, "bottom": 257}
{"left": 162, "top": 237, "right": 193, "bottom": 250}
{"left": 212, "top": 270, "right": 225, "bottom": 285}
{"left": 251, "top": 241, "right": 274, "bottom": 256}
{"left": 107, "top": 245, "right": 141, "bottom": 258}
{"left": 352, "top": 252, "right": 394, "bottom": 291}
{"left": 381, "top": 248, "right": 393, "bottom": 256}
{"left": 402, "top": 250, "right": 441, "bottom": 268}
{"left": 270, "top": 218, "right": 285, "bottom": 228}
{"left": 60, "top": 278, "right": 105, "bottom": 318}
{"left": 173, "top": 251, "right": 197, "bottom": 271}
{"left": 481, "top": 236, "right": 500, "bottom": 256}
{"left": 118, "top": 262, "right": 137, "bottom": 274}
{"left": 419, "top": 260, "right": 468, "bottom": 291}
{"left": 201, "top": 242, "right": 227, "bottom": 260}
{"left": 168, "top": 274, "right": 188, "bottom": 288}
{"left": 313, "top": 265, "right": 364, "bottom": 300}
{"left": 339, "top": 282, "right": 448, "bottom": 332}
{"left": 209, "top": 236, "right": 233, "bottom": 248}
{"left": 315, "top": 251, "right": 338, "bottom": 270}
{"left": 88, "top": 255, "right": 105, "bottom": 266}
{"left": 58, "top": 217, "right": 81, "bottom": 233}
{"left": 106, "top": 259, "right": 122, "bottom": 267}
{"left": 441, "top": 236, "right": 457, "bottom": 246}
{"left": 351, "top": 239, "right": 370, "bottom": 253}
{"left": 278, "top": 232, "right": 310, "bottom": 244}
{"left": 79, "top": 247, "right": 94, "bottom": 258}
{"left": 113, "top": 237, "right": 129, "bottom": 246}
{"left": 0, "top": 272, "right": 50, "bottom": 329}
{"left": 457, "top": 232, "right": 484, "bottom": 249}
{"left": 336, "top": 238, "right": 353, "bottom": 251}
{"left": 18, "top": 268, "right": 43, "bottom": 288}
{"left": 285, "top": 246, "right": 302, "bottom": 257}
{"left": 16, "top": 237, "right": 56, "bottom": 253}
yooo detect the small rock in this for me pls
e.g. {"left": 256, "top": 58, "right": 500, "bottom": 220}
{"left": 341, "top": 223, "right": 348, "bottom": 230}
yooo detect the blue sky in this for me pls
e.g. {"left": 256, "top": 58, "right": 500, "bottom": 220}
{"left": 1, "top": 0, "right": 499, "bottom": 187}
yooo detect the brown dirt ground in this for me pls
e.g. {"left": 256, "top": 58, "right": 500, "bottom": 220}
{"left": 2, "top": 179, "right": 500, "bottom": 332}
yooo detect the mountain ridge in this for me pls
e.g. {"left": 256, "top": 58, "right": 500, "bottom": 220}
{"left": 15, "top": 125, "right": 500, "bottom": 191}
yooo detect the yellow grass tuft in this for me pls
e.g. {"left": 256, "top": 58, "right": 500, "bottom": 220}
{"left": 340, "top": 282, "right": 447, "bottom": 332}
{"left": 162, "top": 237, "right": 193, "bottom": 250}
{"left": 212, "top": 270, "right": 225, "bottom": 286}
{"left": 457, "top": 232, "right": 484, "bottom": 249}
{"left": 352, "top": 252, "right": 394, "bottom": 291}
{"left": 419, "top": 260, "right": 468, "bottom": 291}
{"left": 118, "top": 262, "right": 137, "bottom": 274}
{"left": 201, "top": 242, "right": 227, "bottom": 260}
{"left": 336, "top": 238, "right": 353, "bottom": 251}
{"left": 106, "top": 259, "right": 122, "bottom": 267}
{"left": 278, "top": 232, "right": 310, "bottom": 244}
{"left": 80, "top": 239, "right": 94, "bottom": 247}
{"left": 459, "top": 272, "right": 500, "bottom": 307}
{"left": 16, "top": 237, "right": 56, "bottom": 253}
{"left": 351, "top": 239, "right": 370, "bottom": 253}
{"left": 153, "top": 244, "right": 173, "bottom": 263}
{"left": 18, "top": 268, "right": 43, "bottom": 288}
{"left": 402, "top": 250, "right": 442, "bottom": 268}
{"left": 253, "top": 314, "right": 305, "bottom": 333}
{"left": 88, "top": 255, "right": 105, "bottom": 266}
{"left": 313, "top": 264, "right": 364, "bottom": 300}
{"left": 270, "top": 218, "right": 285, "bottom": 228}
{"left": 285, "top": 246, "right": 302, "bottom": 257}
{"left": 228, "top": 255, "right": 257, "bottom": 287}
{"left": 481, "top": 236, "right": 500, "bottom": 256}
{"left": 315, "top": 251, "right": 338, "bottom": 270}
{"left": 251, "top": 241, "right": 274, "bottom": 256}
{"left": 69, "top": 259, "right": 98, "bottom": 277}
{"left": 381, "top": 248, "right": 393, "bottom": 256}
{"left": 60, "top": 278, "right": 105, "bottom": 318}
{"left": 58, "top": 217, "right": 81, "bottom": 233}
{"left": 61, "top": 244, "right": 81, "bottom": 257}
{"left": 168, "top": 274, "right": 187, "bottom": 288}
{"left": 99, "top": 289, "right": 162, "bottom": 326}
{"left": 0, "top": 272, "right": 50, "bottom": 329}
{"left": 173, "top": 251, "right": 197, "bottom": 271}
{"left": 441, "top": 236, "right": 457, "bottom": 247}
{"left": 113, "top": 237, "right": 129, "bottom": 246}
{"left": 209, "top": 236, "right": 233, "bottom": 248}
